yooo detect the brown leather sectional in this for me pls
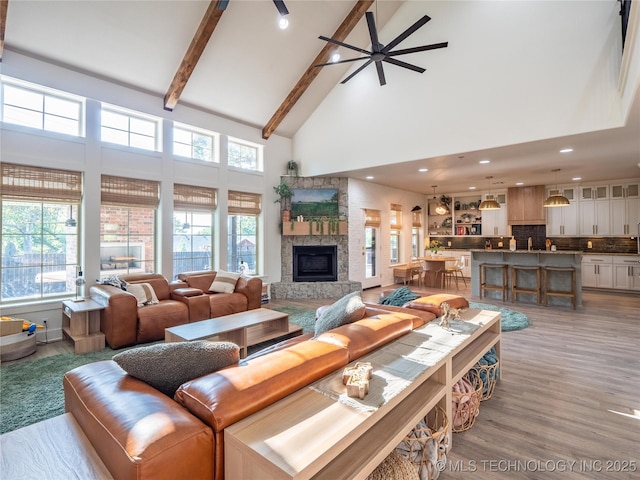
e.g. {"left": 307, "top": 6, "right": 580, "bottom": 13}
{"left": 63, "top": 305, "right": 437, "bottom": 480}
{"left": 90, "top": 271, "right": 262, "bottom": 349}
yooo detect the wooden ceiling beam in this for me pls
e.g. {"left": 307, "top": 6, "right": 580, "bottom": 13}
{"left": 262, "top": 0, "right": 373, "bottom": 139}
{"left": 164, "top": 0, "right": 226, "bottom": 111}
{"left": 0, "top": 0, "right": 8, "bottom": 62}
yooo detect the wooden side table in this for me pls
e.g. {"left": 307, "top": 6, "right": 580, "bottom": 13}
{"left": 61, "top": 299, "right": 106, "bottom": 353}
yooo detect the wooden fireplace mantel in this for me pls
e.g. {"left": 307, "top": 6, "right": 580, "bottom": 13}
{"left": 282, "top": 221, "right": 348, "bottom": 236}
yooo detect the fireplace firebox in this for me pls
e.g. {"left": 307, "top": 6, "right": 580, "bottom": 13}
{"left": 293, "top": 245, "right": 337, "bottom": 282}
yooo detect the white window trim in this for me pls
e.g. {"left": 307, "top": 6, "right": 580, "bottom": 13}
{"left": 227, "top": 136, "right": 264, "bottom": 172}
{"left": 100, "top": 102, "right": 163, "bottom": 152}
{"left": 173, "top": 121, "right": 219, "bottom": 163}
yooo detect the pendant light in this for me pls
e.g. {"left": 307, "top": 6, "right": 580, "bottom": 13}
{"left": 544, "top": 169, "right": 570, "bottom": 207}
{"left": 65, "top": 205, "right": 77, "bottom": 227}
{"left": 431, "top": 186, "right": 449, "bottom": 215}
{"left": 479, "top": 176, "right": 501, "bottom": 210}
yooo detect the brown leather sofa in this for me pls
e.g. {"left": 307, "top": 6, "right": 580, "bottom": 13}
{"left": 62, "top": 306, "right": 428, "bottom": 480}
{"left": 90, "top": 272, "right": 263, "bottom": 349}
{"left": 90, "top": 273, "right": 190, "bottom": 349}
{"left": 173, "top": 270, "right": 263, "bottom": 322}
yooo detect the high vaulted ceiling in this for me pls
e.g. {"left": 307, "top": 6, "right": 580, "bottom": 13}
{"left": 2, "top": 0, "right": 640, "bottom": 194}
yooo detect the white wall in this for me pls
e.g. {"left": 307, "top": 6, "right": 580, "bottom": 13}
{"left": 348, "top": 178, "right": 427, "bottom": 288}
{"left": 294, "top": 0, "right": 625, "bottom": 175}
{"left": 1, "top": 51, "right": 291, "bottom": 341}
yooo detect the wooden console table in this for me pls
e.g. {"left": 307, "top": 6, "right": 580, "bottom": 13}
{"left": 224, "top": 309, "right": 501, "bottom": 479}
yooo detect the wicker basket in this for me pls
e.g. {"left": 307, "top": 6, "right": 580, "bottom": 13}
{"left": 367, "top": 451, "right": 420, "bottom": 480}
{"left": 395, "top": 404, "right": 449, "bottom": 480}
{"left": 451, "top": 370, "right": 483, "bottom": 433}
{"left": 471, "top": 359, "right": 500, "bottom": 401}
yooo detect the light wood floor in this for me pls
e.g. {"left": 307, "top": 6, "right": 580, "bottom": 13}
{"left": 9, "top": 283, "right": 640, "bottom": 479}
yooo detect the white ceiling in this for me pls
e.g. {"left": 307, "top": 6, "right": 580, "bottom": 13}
{"left": 4, "top": 0, "right": 640, "bottom": 194}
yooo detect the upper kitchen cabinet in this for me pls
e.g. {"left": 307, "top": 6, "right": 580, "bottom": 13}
{"left": 482, "top": 192, "right": 508, "bottom": 236}
{"left": 507, "top": 186, "right": 546, "bottom": 225}
{"left": 546, "top": 187, "right": 578, "bottom": 236}
{"left": 610, "top": 183, "right": 640, "bottom": 236}
{"left": 579, "top": 184, "right": 610, "bottom": 235}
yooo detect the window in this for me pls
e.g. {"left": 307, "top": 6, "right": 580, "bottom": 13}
{"left": 99, "top": 175, "right": 159, "bottom": 278}
{"left": 173, "top": 184, "right": 217, "bottom": 276}
{"left": 228, "top": 138, "right": 262, "bottom": 171}
{"left": 390, "top": 204, "right": 402, "bottom": 263}
{"left": 412, "top": 207, "right": 422, "bottom": 258}
{"left": 1, "top": 163, "right": 82, "bottom": 303}
{"left": 100, "top": 104, "right": 161, "bottom": 151}
{"left": 173, "top": 122, "right": 217, "bottom": 162}
{"left": 227, "top": 191, "right": 261, "bottom": 274}
{"left": 1, "top": 77, "right": 85, "bottom": 136}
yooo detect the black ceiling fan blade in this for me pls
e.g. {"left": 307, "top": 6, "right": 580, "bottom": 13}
{"left": 217, "top": 0, "right": 230, "bottom": 10}
{"left": 383, "top": 57, "right": 426, "bottom": 73}
{"left": 365, "top": 12, "right": 383, "bottom": 52}
{"left": 315, "top": 56, "right": 372, "bottom": 68}
{"left": 319, "top": 35, "right": 372, "bottom": 56}
{"left": 273, "top": 0, "right": 289, "bottom": 16}
{"left": 382, "top": 15, "right": 431, "bottom": 53}
{"left": 388, "top": 42, "right": 449, "bottom": 57}
{"left": 340, "top": 59, "right": 374, "bottom": 84}
{"left": 375, "top": 61, "right": 387, "bottom": 86}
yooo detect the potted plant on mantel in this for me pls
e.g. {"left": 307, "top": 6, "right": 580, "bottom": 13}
{"left": 273, "top": 179, "right": 294, "bottom": 223}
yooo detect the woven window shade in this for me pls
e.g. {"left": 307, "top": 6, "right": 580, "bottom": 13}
{"left": 412, "top": 211, "right": 422, "bottom": 227}
{"left": 390, "top": 204, "right": 402, "bottom": 230}
{"left": 1, "top": 163, "right": 82, "bottom": 202}
{"left": 174, "top": 184, "right": 217, "bottom": 211}
{"left": 364, "top": 209, "right": 381, "bottom": 227}
{"left": 101, "top": 175, "right": 159, "bottom": 207}
{"left": 228, "top": 190, "right": 261, "bottom": 215}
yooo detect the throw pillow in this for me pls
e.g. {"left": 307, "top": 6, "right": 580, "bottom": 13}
{"left": 209, "top": 270, "right": 241, "bottom": 294}
{"left": 113, "top": 340, "right": 240, "bottom": 397}
{"left": 314, "top": 291, "right": 366, "bottom": 336}
{"left": 125, "top": 282, "right": 159, "bottom": 307}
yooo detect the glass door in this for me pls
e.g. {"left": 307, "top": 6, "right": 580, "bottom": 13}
{"left": 362, "top": 226, "right": 381, "bottom": 288}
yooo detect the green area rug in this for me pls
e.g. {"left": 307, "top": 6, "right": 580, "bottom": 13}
{"left": 0, "top": 306, "right": 315, "bottom": 435}
{"left": 469, "top": 302, "right": 531, "bottom": 332}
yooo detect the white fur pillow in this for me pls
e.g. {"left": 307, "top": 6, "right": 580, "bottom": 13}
{"left": 125, "top": 282, "right": 159, "bottom": 307}
{"left": 209, "top": 270, "right": 241, "bottom": 293}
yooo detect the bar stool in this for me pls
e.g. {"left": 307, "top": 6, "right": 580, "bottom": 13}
{"left": 543, "top": 266, "right": 577, "bottom": 309}
{"left": 510, "top": 265, "right": 541, "bottom": 304}
{"left": 479, "top": 263, "right": 508, "bottom": 302}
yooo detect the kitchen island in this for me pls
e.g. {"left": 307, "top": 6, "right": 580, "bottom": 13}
{"left": 470, "top": 249, "right": 583, "bottom": 307}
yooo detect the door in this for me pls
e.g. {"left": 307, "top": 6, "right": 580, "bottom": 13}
{"left": 361, "top": 226, "right": 381, "bottom": 288}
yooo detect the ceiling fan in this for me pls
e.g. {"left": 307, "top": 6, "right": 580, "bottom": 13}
{"left": 316, "top": 11, "right": 448, "bottom": 86}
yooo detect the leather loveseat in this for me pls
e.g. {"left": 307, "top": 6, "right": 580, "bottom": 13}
{"left": 62, "top": 305, "right": 436, "bottom": 480}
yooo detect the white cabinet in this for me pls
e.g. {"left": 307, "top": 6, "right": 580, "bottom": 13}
{"left": 546, "top": 187, "right": 578, "bottom": 236}
{"left": 482, "top": 192, "right": 508, "bottom": 236}
{"left": 610, "top": 183, "right": 640, "bottom": 236}
{"left": 579, "top": 185, "right": 610, "bottom": 235}
{"left": 612, "top": 256, "right": 640, "bottom": 291}
{"left": 581, "top": 255, "right": 613, "bottom": 288}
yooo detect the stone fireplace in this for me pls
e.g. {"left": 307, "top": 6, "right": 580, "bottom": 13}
{"left": 271, "top": 177, "right": 361, "bottom": 299}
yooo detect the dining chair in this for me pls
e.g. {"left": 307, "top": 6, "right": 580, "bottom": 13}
{"left": 444, "top": 257, "right": 467, "bottom": 289}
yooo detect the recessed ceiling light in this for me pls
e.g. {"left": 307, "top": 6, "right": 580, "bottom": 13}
{"left": 469, "top": 186, "right": 477, "bottom": 190}
{"left": 278, "top": 17, "right": 289, "bottom": 29}
{"left": 516, "top": 182, "right": 524, "bottom": 186}
{"left": 366, "top": 176, "right": 374, "bottom": 180}
{"left": 418, "top": 168, "right": 428, "bottom": 172}
{"left": 560, "top": 148, "right": 573, "bottom": 153}
{"left": 331, "top": 52, "right": 341, "bottom": 63}
{"left": 479, "top": 160, "right": 490, "bottom": 164}
{"left": 572, "top": 177, "right": 581, "bottom": 181}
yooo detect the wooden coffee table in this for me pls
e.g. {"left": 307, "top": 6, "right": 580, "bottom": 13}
{"left": 165, "top": 308, "right": 303, "bottom": 358}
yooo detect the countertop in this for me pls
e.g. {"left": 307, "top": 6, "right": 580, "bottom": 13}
{"left": 469, "top": 249, "right": 583, "bottom": 254}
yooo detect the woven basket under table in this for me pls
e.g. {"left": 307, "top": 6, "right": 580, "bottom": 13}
{"left": 452, "top": 370, "right": 483, "bottom": 433}
{"left": 471, "top": 359, "right": 499, "bottom": 401}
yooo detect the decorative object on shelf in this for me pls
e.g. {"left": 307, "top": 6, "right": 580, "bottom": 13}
{"left": 439, "top": 302, "right": 462, "bottom": 329}
{"left": 343, "top": 362, "right": 373, "bottom": 400}
{"left": 479, "top": 176, "right": 501, "bottom": 210}
{"left": 74, "top": 266, "right": 86, "bottom": 302}
{"left": 509, "top": 236, "right": 517, "bottom": 251}
{"left": 273, "top": 179, "right": 294, "bottom": 223}
{"left": 544, "top": 169, "right": 570, "bottom": 207}
{"left": 441, "top": 217, "right": 452, "bottom": 228}
{"left": 286, "top": 160, "right": 299, "bottom": 177}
